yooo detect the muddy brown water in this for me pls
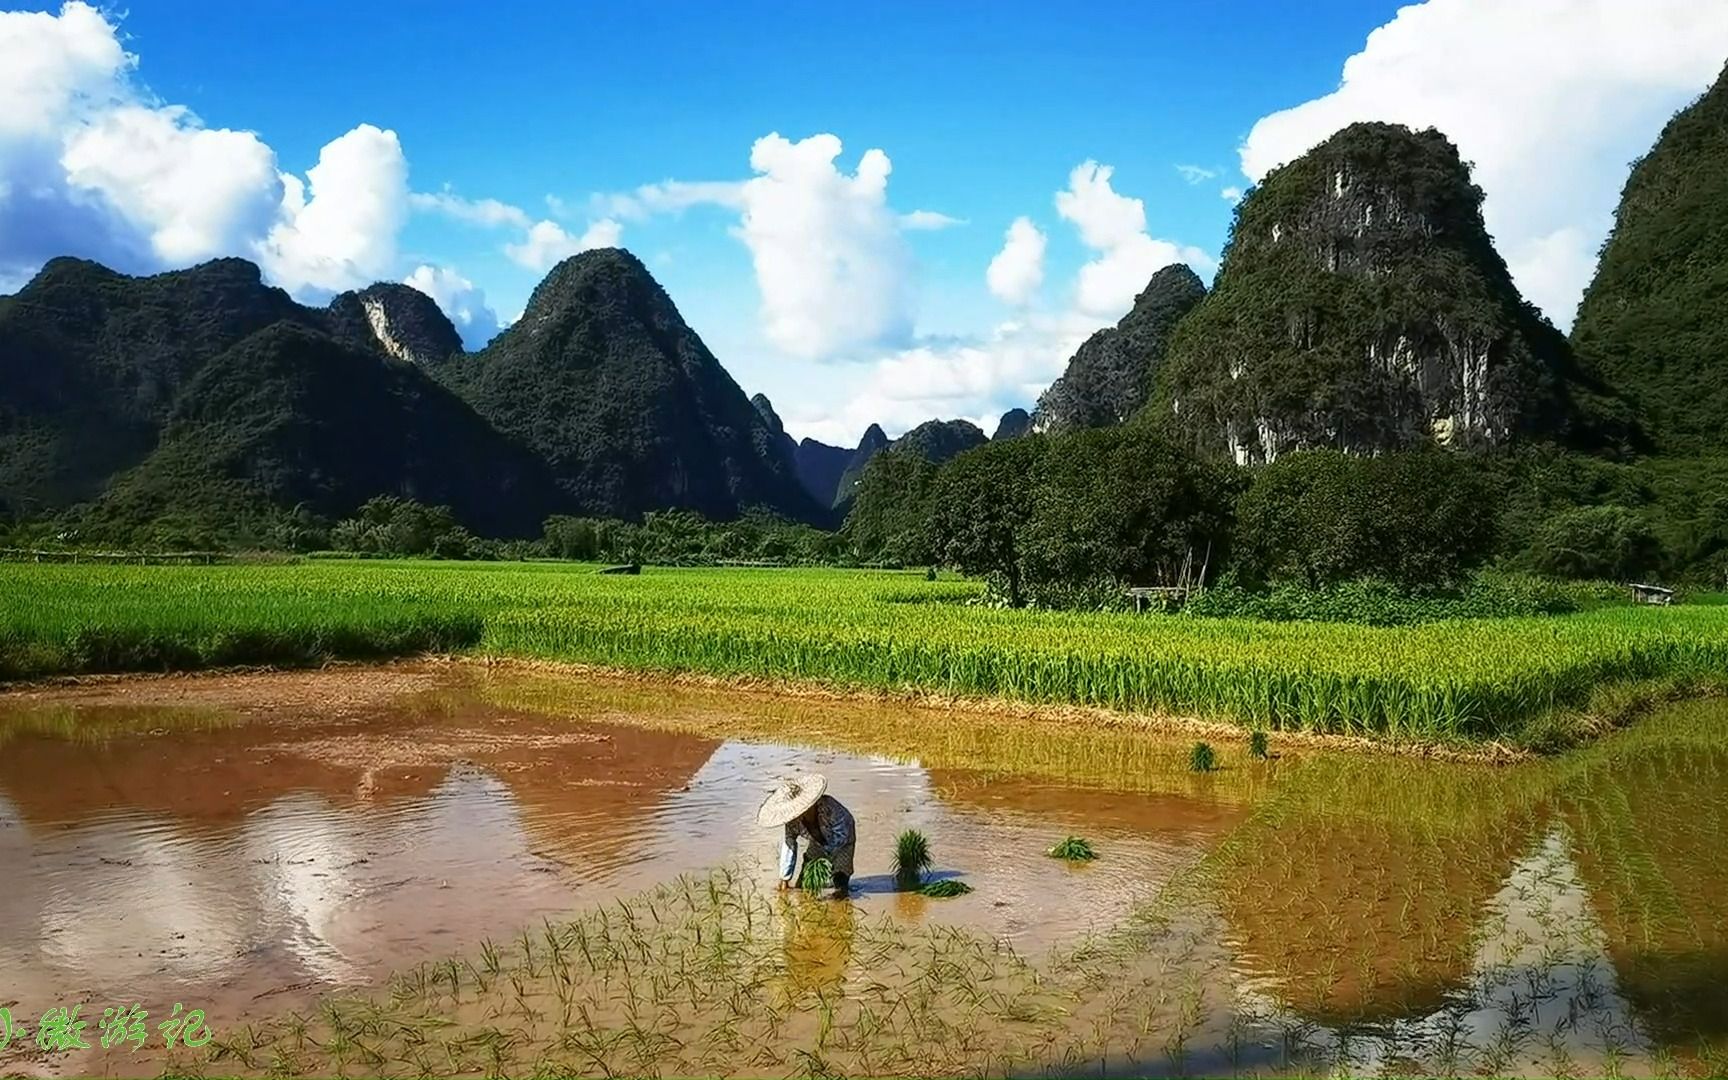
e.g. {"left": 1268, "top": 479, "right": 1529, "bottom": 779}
{"left": 0, "top": 664, "right": 1724, "bottom": 1077}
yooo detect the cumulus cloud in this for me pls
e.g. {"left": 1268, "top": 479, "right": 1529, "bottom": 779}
{"left": 258, "top": 124, "right": 408, "bottom": 297}
{"left": 985, "top": 216, "right": 1046, "bottom": 306}
{"left": 0, "top": 3, "right": 415, "bottom": 298}
{"left": 736, "top": 132, "right": 915, "bottom": 360}
{"left": 1236, "top": 0, "right": 1728, "bottom": 328}
{"left": 782, "top": 311, "right": 1100, "bottom": 445}
{"left": 1056, "top": 161, "right": 1212, "bottom": 317}
{"left": 60, "top": 105, "right": 282, "bottom": 264}
{"left": 404, "top": 264, "right": 500, "bottom": 349}
{"left": 503, "top": 217, "right": 623, "bottom": 271}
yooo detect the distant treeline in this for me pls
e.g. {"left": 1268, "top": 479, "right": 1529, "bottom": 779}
{"left": 7, "top": 426, "right": 1726, "bottom": 608}
{"left": 841, "top": 425, "right": 1728, "bottom": 606}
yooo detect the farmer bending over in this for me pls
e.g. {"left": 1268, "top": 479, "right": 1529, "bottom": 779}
{"left": 758, "top": 772, "right": 855, "bottom": 899}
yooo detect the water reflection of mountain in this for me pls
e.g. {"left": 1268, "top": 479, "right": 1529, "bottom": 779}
{"left": 1209, "top": 755, "right": 1549, "bottom": 1025}
{"left": 1561, "top": 701, "right": 1728, "bottom": 1064}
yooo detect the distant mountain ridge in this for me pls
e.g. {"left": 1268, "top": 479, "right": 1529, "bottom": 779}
{"left": 0, "top": 249, "right": 823, "bottom": 535}
{"left": 831, "top": 418, "right": 986, "bottom": 509}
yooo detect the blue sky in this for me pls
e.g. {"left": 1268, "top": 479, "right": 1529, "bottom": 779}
{"left": 4, "top": 1, "right": 1726, "bottom": 444}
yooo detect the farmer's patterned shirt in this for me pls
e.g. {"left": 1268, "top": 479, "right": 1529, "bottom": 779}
{"left": 778, "top": 794, "right": 856, "bottom": 880}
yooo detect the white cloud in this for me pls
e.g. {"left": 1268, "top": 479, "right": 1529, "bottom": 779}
{"left": 899, "top": 209, "right": 965, "bottom": 231}
{"left": 1056, "top": 161, "right": 1212, "bottom": 318}
{"left": 258, "top": 124, "right": 408, "bottom": 297}
{"left": 0, "top": 3, "right": 415, "bottom": 300}
{"left": 1237, "top": 0, "right": 1728, "bottom": 329}
{"left": 736, "top": 132, "right": 915, "bottom": 360}
{"left": 1175, "top": 164, "right": 1219, "bottom": 185}
{"left": 985, "top": 216, "right": 1046, "bottom": 306}
{"left": 409, "top": 189, "right": 530, "bottom": 229}
{"left": 593, "top": 179, "right": 747, "bottom": 221}
{"left": 60, "top": 103, "right": 281, "bottom": 264}
{"left": 1220, "top": 185, "right": 1243, "bottom": 204}
{"left": 503, "top": 217, "right": 623, "bottom": 272}
{"left": 404, "top": 264, "right": 500, "bottom": 350}
{"left": 783, "top": 311, "right": 1099, "bottom": 445}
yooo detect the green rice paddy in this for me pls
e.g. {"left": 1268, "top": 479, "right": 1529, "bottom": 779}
{"left": 3, "top": 560, "right": 1725, "bottom": 745}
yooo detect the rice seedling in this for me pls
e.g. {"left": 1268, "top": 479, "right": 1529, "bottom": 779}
{"left": 1049, "top": 836, "right": 1097, "bottom": 862}
{"left": 1249, "top": 730, "right": 1269, "bottom": 760}
{"left": 798, "top": 857, "right": 834, "bottom": 892}
{"left": 1189, "top": 741, "right": 1217, "bottom": 772}
{"left": 918, "top": 879, "right": 973, "bottom": 898}
{"left": 892, "top": 828, "right": 932, "bottom": 887}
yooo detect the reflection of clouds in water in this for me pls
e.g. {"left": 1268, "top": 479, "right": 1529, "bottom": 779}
{"left": 241, "top": 794, "right": 372, "bottom": 985}
{"left": 1232, "top": 827, "right": 1648, "bottom": 1075}
{"left": 35, "top": 817, "right": 250, "bottom": 987}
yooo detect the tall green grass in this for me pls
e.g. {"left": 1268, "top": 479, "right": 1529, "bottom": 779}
{"left": 3, "top": 561, "right": 1726, "bottom": 744}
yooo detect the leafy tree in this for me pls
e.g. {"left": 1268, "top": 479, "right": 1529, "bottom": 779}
{"left": 1232, "top": 450, "right": 1497, "bottom": 587}
{"left": 843, "top": 451, "right": 939, "bottom": 565}
{"left": 1531, "top": 506, "right": 1665, "bottom": 581}
{"left": 928, "top": 438, "right": 1047, "bottom": 606}
{"left": 1021, "top": 426, "right": 1237, "bottom": 596}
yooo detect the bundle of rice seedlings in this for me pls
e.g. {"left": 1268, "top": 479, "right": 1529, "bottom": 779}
{"left": 918, "top": 879, "right": 972, "bottom": 898}
{"left": 893, "top": 829, "right": 932, "bottom": 887}
{"left": 1048, "top": 836, "right": 1097, "bottom": 861}
{"left": 1189, "top": 741, "right": 1217, "bottom": 772}
{"left": 798, "top": 857, "right": 834, "bottom": 892}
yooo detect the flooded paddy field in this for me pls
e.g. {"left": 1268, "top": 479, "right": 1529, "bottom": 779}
{"left": 0, "top": 664, "right": 1723, "bottom": 1077}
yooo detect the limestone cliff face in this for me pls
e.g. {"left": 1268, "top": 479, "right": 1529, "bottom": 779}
{"left": 1156, "top": 122, "right": 1609, "bottom": 463}
{"left": 326, "top": 284, "right": 462, "bottom": 367}
{"left": 1035, "top": 264, "right": 1205, "bottom": 434}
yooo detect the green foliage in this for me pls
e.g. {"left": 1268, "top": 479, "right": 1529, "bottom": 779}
{"left": 542, "top": 508, "right": 842, "bottom": 567}
{"left": 1532, "top": 506, "right": 1665, "bottom": 582}
{"left": 893, "top": 829, "right": 932, "bottom": 886}
{"left": 1020, "top": 425, "right": 1237, "bottom": 602}
{"left": 1189, "top": 741, "right": 1217, "bottom": 772}
{"left": 1183, "top": 572, "right": 1591, "bottom": 627}
{"left": 1048, "top": 837, "right": 1097, "bottom": 862}
{"left": 843, "top": 452, "right": 939, "bottom": 566}
{"left": 1232, "top": 450, "right": 1497, "bottom": 588}
{"left": 1249, "top": 730, "right": 1270, "bottom": 760}
{"left": 1034, "top": 265, "right": 1206, "bottom": 434}
{"left": 798, "top": 857, "right": 834, "bottom": 892}
{"left": 928, "top": 438, "right": 1048, "bottom": 606}
{"left": 1573, "top": 64, "right": 1728, "bottom": 453}
{"left": 917, "top": 879, "right": 972, "bottom": 898}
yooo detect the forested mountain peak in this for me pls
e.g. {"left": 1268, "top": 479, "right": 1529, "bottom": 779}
{"left": 993, "top": 408, "right": 1032, "bottom": 440}
{"left": 433, "top": 248, "right": 817, "bottom": 521}
{"left": 1572, "top": 62, "right": 1728, "bottom": 454}
{"left": 1154, "top": 122, "right": 1629, "bottom": 463}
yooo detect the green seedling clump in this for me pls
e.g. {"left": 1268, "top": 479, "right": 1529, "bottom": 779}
{"left": 1189, "top": 741, "right": 1217, "bottom": 772}
{"left": 1249, "top": 730, "right": 1270, "bottom": 760}
{"left": 918, "top": 879, "right": 972, "bottom": 898}
{"left": 893, "top": 828, "right": 933, "bottom": 886}
{"left": 1049, "top": 836, "right": 1097, "bottom": 862}
{"left": 798, "top": 857, "right": 834, "bottom": 892}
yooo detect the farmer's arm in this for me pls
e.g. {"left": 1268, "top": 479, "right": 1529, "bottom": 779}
{"left": 779, "top": 822, "right": 800, "bottom": 884}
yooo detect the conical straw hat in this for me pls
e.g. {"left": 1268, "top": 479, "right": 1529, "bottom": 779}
{"left": 757, "top": 772, "right": 827, "bottom": 827}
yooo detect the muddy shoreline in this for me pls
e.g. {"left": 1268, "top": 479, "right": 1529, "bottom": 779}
{"left": 0, "top": 655, "right": 1538, "bottom": 763}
